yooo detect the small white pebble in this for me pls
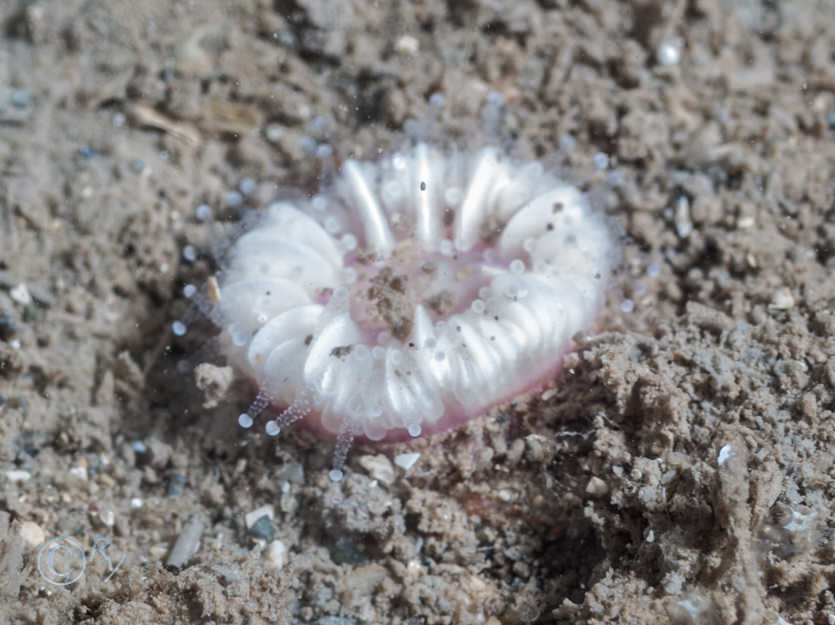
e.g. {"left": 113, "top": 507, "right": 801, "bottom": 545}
{"left": 6, "top": 470, "right": 31, "bottom": 482}
{"left": 245, "top": 505, "right": 274, "bottom": 529}
{"left": 771, "top": 287, "right": 794, "bottom": 310}
{"left": 265, "top": 539, "right": 288, "bottom": 569}
{"left": 10, "top": 283, "right": 32, "bottom": 305}
{"left": 585, "top": 476, "right": 608, "bottom": 496}
{"left": 496, "top": 489, "right": 514, "bottom": 502}
{"left": 69, "top": 466, "right": 88, "bottom": 481}
{"left": 19, "top": 521, "right": 45, "bottom": 547}
{"left": 130, "top": 497, "right": 143, "bottom": 509}
{"left": 620, "top": 299, "right": 635, "bottom": 313}
{"left": 657, "top": 38, "right": 682, "bottom": 66}
{"left": 394, "top": 452, "right": 420, "bottom": 471}
{"left": 99, "top": 509, "right": 115, "bottom": 527}
{"left": 674, "top": 195, "right": 692, "bottom": 238}
{"left": 394, "top": 35, "right": 419, "bottom": 54}
{"left": 717, "top": 444, "right": 733, "bottom": 466}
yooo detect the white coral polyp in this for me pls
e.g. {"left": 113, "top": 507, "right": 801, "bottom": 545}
{"left": 214, "top": 142, "right": 614, "bottom": 445}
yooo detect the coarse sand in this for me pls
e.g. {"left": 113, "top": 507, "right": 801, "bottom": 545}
{"left": 0, "top": 1, "right": 833, "bottom": 624}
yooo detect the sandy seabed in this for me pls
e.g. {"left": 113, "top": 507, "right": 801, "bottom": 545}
{"left": 0, "top": 1, "right": 833, "bottom": 624}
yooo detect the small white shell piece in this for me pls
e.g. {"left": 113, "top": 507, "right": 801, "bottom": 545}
{"left": 213, "top": 143, "right": 614, "bottom": 457}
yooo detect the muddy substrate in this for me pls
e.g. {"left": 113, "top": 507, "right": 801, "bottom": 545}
{"left": 1, "top": 1, "right": 834, "bottom": 624}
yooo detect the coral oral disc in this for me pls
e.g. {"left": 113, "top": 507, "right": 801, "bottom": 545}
{"left": 213, "top": 143, "right": 614, "bottom": 450}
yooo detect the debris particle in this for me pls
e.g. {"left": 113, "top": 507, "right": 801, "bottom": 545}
{"left": 717, "top": 444, "right": 732, "bottom": 466}
{"left": 5, "top": 470, "right": 30, "bottom": 482}
{"left": 394, "top": 35, "right": 419, "bottom": 54}
{"left": 166, "top": 514, "right": 205, "bottom": 567}
{"left": 657, "top": 38, "right": 682, "bottom": 66}
{"left": 265, "top": 539, "right": 288, "bottom": 569}
{"left": 673, "top": 195, "right": 692, "bottom": 238}
{"left": 358, "top": 454, "right": 395, "bottom": 485}
{"left": 585, "top": 476, "right": 609, "bottom": 496}
{"left": 194, "top": 363, "right": 234, "bottom": 409}
{"left": 245, "top": 505, "right": 274, "bottom": 530}
{"left": 18, "top": 521, "right": 45, "bottom": 547}
{"left": 770, "top": 287, "right": 794, "bottom": 310}
{"left": 394, "top": 452, "right": 420, "bottom": 471}
{"left": 9, "top": 284, "right": 31, "bottom": 305}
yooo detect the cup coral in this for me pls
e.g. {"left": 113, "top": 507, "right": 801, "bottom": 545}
{"left": 191, "top": 141, "right": 615, "bottom": 480}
